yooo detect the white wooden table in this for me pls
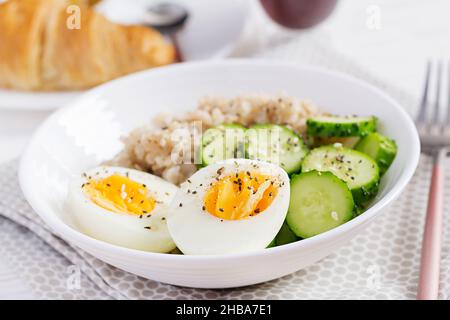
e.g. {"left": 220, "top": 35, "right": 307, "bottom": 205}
{"left": 1, "top": 0, "right": 449, "bottom": 299}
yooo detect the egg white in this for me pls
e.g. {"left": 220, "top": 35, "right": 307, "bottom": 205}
{"left": 66, "top": 166, "right": 178, "bottom": 253}
{"left": 167, "top": 159, "right": 290, "bottom": 255}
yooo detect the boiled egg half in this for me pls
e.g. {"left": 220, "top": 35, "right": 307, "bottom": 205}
{"left": 167, "top": 159, "right": 290, "bottom": 255}
{"left": 66, "top": 166, "right": 178, "bottom": 253}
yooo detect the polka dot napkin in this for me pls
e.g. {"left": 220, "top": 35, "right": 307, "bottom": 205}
{"left": 0, "top": 36, "right": 449, "bottom": 299}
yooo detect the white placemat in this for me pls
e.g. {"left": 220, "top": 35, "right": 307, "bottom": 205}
{"left": 0, "top": 37, "right": 449, "bottom": 300}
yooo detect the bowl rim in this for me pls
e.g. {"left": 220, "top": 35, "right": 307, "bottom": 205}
{"left": 19, "top": 59, "right": 421, "bottom": 263}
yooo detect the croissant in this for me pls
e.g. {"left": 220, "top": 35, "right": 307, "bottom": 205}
{"left": 0, "top": 0, "right": 175, "bottom": 91}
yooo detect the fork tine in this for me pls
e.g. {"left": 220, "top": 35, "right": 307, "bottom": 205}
{"left": 417, "top": 60, "right": 431, "bottom": 124}
{"left": 433, "top": 60, "right": 442, "bottom": 125}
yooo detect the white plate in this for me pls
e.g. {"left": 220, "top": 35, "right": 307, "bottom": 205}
{"left": 97, "top": 0, "right": 249, "bottom": 61}
{"left": 0, "top": 0, "right": 248, "bottom": 110}
{"left": 19, "top": 60, "right": 420, "bottom": 288}
{"left": 0, "top": 89, "right": 81, "bottom": 111}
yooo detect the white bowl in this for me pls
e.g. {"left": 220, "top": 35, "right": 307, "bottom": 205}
{"left": 19, "top": 60, "right": 420, "bottom": 289}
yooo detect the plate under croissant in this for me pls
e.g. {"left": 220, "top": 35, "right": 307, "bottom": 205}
{"left": 0, "top": 0, "right": 248, "bottom": 110}
{"left": 19, "top": 60, "right": 420, "bottom": 288}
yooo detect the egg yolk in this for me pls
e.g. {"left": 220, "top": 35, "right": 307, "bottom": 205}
{"left": 82, "top": 174, "right": 156, "bottom": 216}
{"left": 203, "top": 171, "right": 279, "bottom": 220}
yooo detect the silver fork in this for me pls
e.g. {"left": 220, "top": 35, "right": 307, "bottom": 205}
{"left": 416, "top": 60, "right": 450, "bottom": 300}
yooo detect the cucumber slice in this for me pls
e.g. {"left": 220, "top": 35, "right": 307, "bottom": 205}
{"left": 201, "top": 124, "right": 246, "bottom": 166}
{"left": 287, "top": 171, "right": 354, "bottom": 238}
{"left": 246, "top": 124, "right": 308, "bottom": 174}
{"left": 311, "top": 136, "right": 360, "bottom": 149}
{"left": 275, "top": 221, "right": 299, "bottom": 245}
{"left": 266, "top": 239, "right": 276, "bottom": 248}
{"left": 301, "top": 145, "right": 380, "bottom": 204}
{"left": 355, "top": 133, "right": 397, "bottom": 176}
{"left": 307, "top": 115, "right": 377, "bottom": 137}
{"left": 353, "top": 205, "right": 364, "bottom": 217}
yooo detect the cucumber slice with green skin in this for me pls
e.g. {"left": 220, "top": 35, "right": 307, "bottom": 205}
{"left": 355, "top": 133, "right": 397, "bottom": 176}
{"left": 353, "top": 205, "right": 365, "bottom": 218}
{"left": 307, "top": 115, "right": 377, "bottom": 137}
{"left": 275, "top": 221, "right": 299, "bottom": 245}
{"left": 266, "top": 239, "right": 276, "bottom": 248}
{"left": 201, "top": 124, "right": 246, "bottom": 166}
{"left": 311, "top": 136, "right": 360, "bottom": 149}
{"left": 287, "top": 171, "right": 354, "bottom": 238}
{"left": 246, "top": 124, "right": 308, "bottom": 174}
{"left": 301, "top": 145, "right": 380, "bottom": 204}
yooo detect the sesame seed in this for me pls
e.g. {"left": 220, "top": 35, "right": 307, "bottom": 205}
{"left": 331, "top": 211, "right": 339, "bottom": 221}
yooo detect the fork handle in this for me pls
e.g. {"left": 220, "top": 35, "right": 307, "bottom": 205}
{"left": 417, "top": 149, "right": 446, "bottom": 300}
